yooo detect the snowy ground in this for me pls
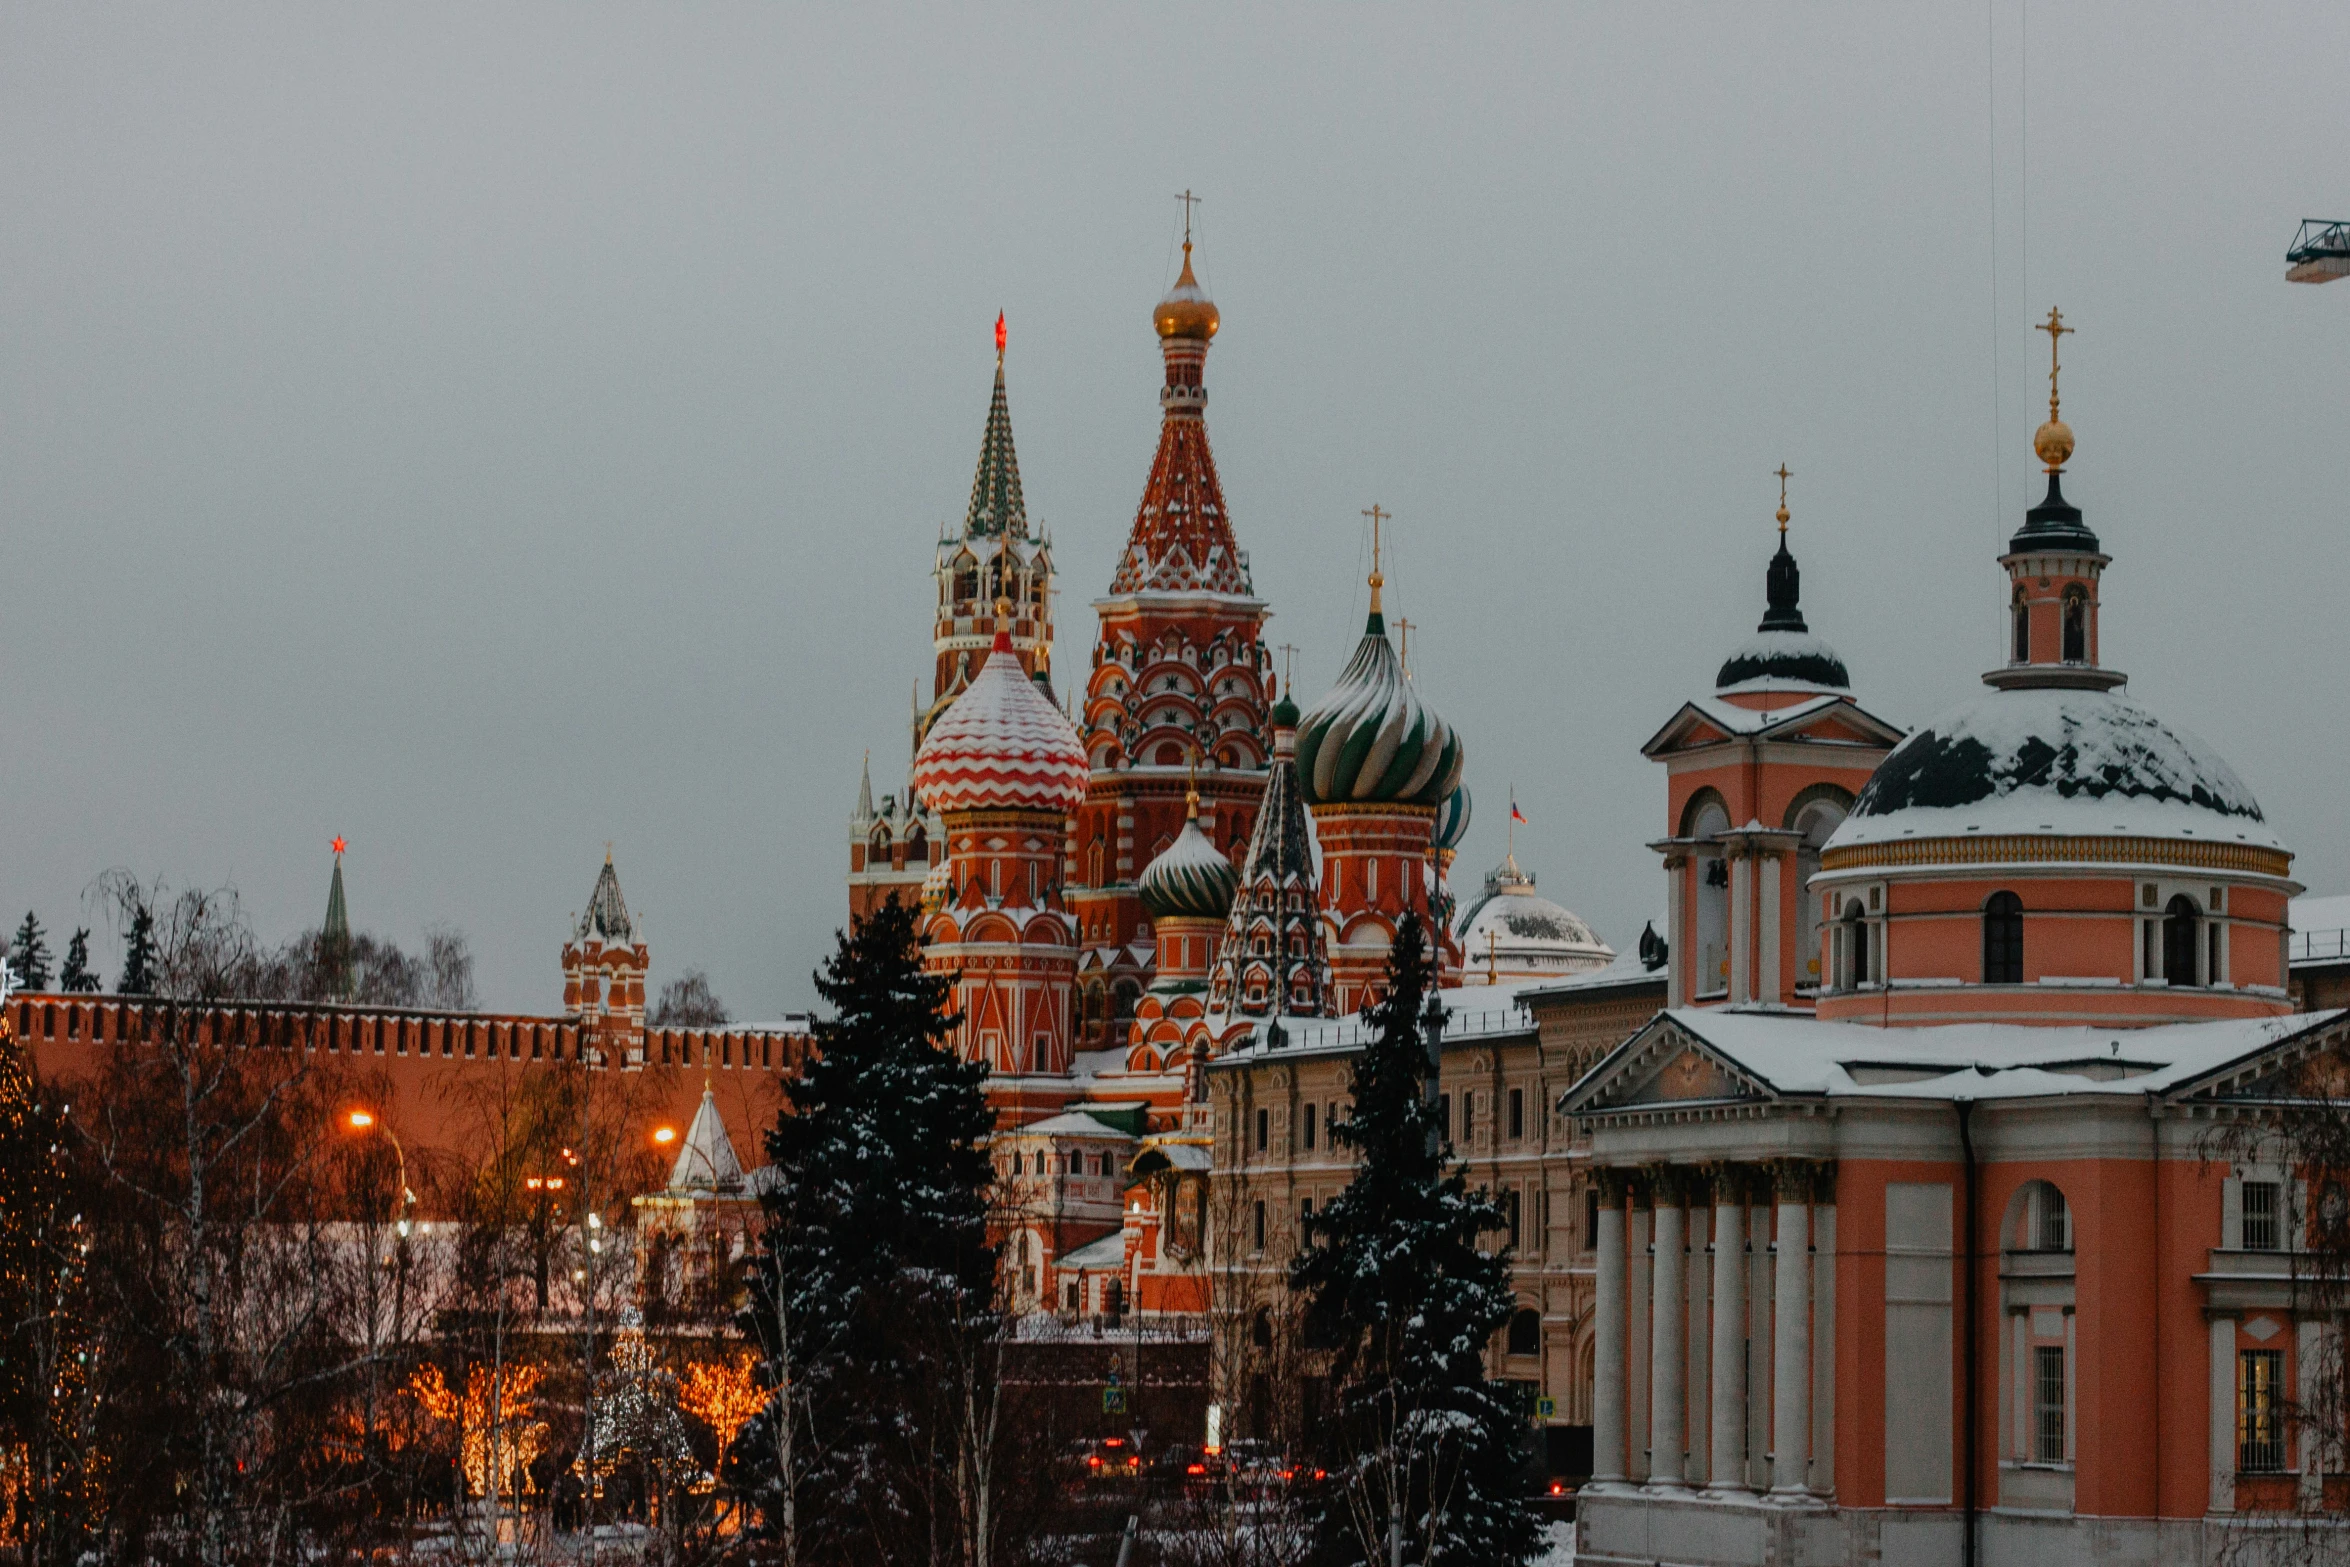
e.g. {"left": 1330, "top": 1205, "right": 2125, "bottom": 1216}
{"left": 1536, "top": 1520, "right": 1577, "bottom": 1565}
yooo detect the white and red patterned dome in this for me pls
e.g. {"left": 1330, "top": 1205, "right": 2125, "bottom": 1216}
{"left": 915, "top": 627, "right": 1088, "bottom": 816}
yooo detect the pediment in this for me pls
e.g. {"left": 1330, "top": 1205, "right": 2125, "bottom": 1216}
{"left": 1619, "top": 1043, "right": 1755, "bottom": 1107}
{"left": 1561, "top": 1016, "right": 1776, "bottom": 1118}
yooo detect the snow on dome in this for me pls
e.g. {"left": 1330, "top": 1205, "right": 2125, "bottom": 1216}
{"left": 1714, "top": 628, "right": 1850, "bottom": 693}
{"left": 1830, "top": 685, "right": 2285, "bottom": 852}
{"left": 1139, "top": 811, "right": 1239, "bottom": 920}
{"left": 914, "top": 631, "right": 1088, "bottom": 816}
{"left": 1453, "top": 854, "right": 1615, "bottom": 983}
{"left": 1294, "top": 613, "right": 1465, "bottom": 808}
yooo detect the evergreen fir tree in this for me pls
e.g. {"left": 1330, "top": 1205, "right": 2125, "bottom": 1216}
{"left": 57, "top": 930, "right": 99, "bottom": 994}
{"left": 1291, "top": 912, "right": 1538, "bottom": 1567}
{"left": 10, "top": 912, "right": 51, "bottom": 990}
{"left": 733, "top": 896, "right": 999, "bottom": 1565}
{"left": 116, "top": 903, "right": 158, "bottom": 996}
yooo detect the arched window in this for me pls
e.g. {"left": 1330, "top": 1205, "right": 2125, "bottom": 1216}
{"left": 1688, "top": 797, "right": 1731, "bottom": 998}
{"left": 2012, "top": 585, "right": 2031, "bottom": 663}
{"left": 2164, "top": 895, "right": 2201, "bottom": 986}
{"left": 2010, "top": 1180, "right": 2070, "bottom": 1252}
{"left": 1836, "top": 898, "right": 1872, "bottom": 991}
{"left": 1983, "top": 891, "right": 2024, "bottom": 984}
{"left": 2061, "top": 587, "right": 2088, "bottom": 663}
{"left": 1506, "top": 1308, "right": 1541, "bottom": 1358}
{"left": 1787, "top": 789, "right": 1853, "bottom": 992}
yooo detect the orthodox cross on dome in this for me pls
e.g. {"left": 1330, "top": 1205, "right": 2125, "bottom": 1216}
{"left": 1773, "top": 463, "right": 1792, "bottom": 535}
{"left": 2039, "top": 306, "right": 2073, "bottom": 418}
{"left": 1278, "top": 642, "right": 1298, "bottom": 701}
{"left": 2033, "top": 306, "right": 2077, "bottom": 473}
{"left": 1363, "top": 504, "right": 1389, "bottom": 615}
{"left": 1175, "top": 188, "right": 1201, "bottom": 245}
{"left": 1396, "top": 617, "right": 1415, "bottom": 678}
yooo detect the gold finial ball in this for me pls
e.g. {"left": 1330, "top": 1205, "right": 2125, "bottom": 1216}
{"left": 1153, "top": 244, "right": 1220, "bottom": 341}
{"left": 2034, "top": 417, "right": 2074, "bottom": 472}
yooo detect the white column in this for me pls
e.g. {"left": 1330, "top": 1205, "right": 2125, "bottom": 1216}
{"left": 1729, "top": 853, "right": 1752, "bottom": 1003}
{"left": 1686, "top": 1204, "right": 1711, "bottom": 1481}
{"left": 1666, "top": 857, "right": 1688, "bottom": 1008}
{"left": 2209, "top": 1314, "right": 2236, "bottom": 1514}
{"left": 1810, "top": 1197, "right": 1836, "bottom": 1494}
{"left": 1759, "top": 853, "right": 1783, "bottom": 1005}
{"left": 1771, "top": 1172, "right": 1812, "bottom": 1495}
{"left": 1593, "top": 1176, "right": 1629, "bottom": 1485}
{"left": 1649, "top": 1177, "right": 1689, "bottom": 1486}
{"left": 1708, "top": 1181, "right": 1750, "bottom": 1491}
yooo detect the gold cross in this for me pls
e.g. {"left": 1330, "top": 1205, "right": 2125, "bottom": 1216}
{"left": 2038, "top": 306, "right": 2074, "bottom": 418}
{"left": 1396, "top": 617, "right": 1415, "bottom": 677}
{"left": 1175, "top": 189, "right": 1201, "bottom": 245}
{"left": 1362, "top": 504, "right": 1390, "bottom": 614}
{"left": 1773, "top": 463, "right": 1792, "bottom": 535}
{"left": 1278, "top": 642, "right": 1298, "bottom": 700}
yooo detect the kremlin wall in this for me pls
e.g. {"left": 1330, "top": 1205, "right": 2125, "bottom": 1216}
{"left": 17, "top": 228, "right": 2350, "bottom": 1565}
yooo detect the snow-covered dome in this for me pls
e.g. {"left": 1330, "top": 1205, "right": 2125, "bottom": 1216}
{"left": 1139, "top": 804, "right": 1238, "bottom": 920}
{"left": 914, "top": 622, "right": 1088, "bottom": 816}
{"left": 1294, "top": 610, "right": 1465, "bottom": 808}
{"left": 1715, "top": 533, "right": 1848, "bottom": 693}
{"left": 1453, "top": 854, "right": 1615, "bottom": 981}
{"left": 1829, "top": 686, "right": 2285, "bottom": 853}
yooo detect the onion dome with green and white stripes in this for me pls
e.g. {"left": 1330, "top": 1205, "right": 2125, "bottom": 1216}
{"left": 1433, "top": 783, "right": 1473, "bottom": 853}
{"left": 1139, "top": 789, "right": 1239, "bottom": 921}
{"left": 1294, "top": 603, "right": 1465, "bottom": 808}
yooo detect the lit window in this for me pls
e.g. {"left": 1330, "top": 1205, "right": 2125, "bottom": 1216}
{"left": 2241, "top": 1349, "right": 2286, "bottom": 1473}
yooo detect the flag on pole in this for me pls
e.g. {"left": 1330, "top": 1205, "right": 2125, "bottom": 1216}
{"left": 1510, "top": 795, "right": 1527, "bottom": 825}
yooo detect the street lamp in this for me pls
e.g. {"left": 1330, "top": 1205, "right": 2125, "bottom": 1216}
{"left": 345, "top": 1109, "right": 415, "bottom": 1238}
{"left": 344, "top": 1106, "right": 419, "bottom": 1444}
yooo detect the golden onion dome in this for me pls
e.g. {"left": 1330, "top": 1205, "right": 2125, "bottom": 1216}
{"left": 1153, "top": 242, "right": 1220, "bottom": 340}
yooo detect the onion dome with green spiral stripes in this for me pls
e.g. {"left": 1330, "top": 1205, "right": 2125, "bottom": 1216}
{"left": 1138, "top": 791, "right": 1239, "bottom": 921}
{"left": 1432, "top": 783, "right": 1473, "bottom": 853}
{"left": 1293, "top": 608, "right": 1466, "bottom": 808}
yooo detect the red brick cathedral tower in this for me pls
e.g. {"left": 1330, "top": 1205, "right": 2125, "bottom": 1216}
{"left": 1069, "top": 233, "right": 1275, "bottom": 1044}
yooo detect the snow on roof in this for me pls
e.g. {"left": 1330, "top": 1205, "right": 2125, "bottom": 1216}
{"left": 1012, "top": 1110, "right": 1138, "bottom": 1141}
{"left": 1681, "top": 693, "right": 1847, "bottom": 738}
{"left": 1132, "top": 1140, "right": 1211, "bottom": 1173}
{"left": 667, "top": 1088, "right": 745, "bottom": 1193}
{"left": 1057, "top": 1231, "right": 1129, "bottom": 1270}
{"left": 1514, "top": 945, "right": 1669, "bottom": 999}
{"left": 1581, "top": 1006, "right": 2344, "bottom": 1107}
{"left": 1832, "top": 686, "right": 2284, "bottom": 853}
{"left": 1714, "top": 629, "right": 1849, "bottom": 693}
{"left": 1212, "top": 984, "right": 1538, "bottom": 1066}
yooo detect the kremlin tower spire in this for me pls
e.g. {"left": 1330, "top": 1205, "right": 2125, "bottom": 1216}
{"left": 1066, "top": 209, "right": 1276, "bottom": 1047}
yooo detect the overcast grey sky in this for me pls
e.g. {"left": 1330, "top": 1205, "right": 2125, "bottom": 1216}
{"left": 2, "top": 5, "right": 2345, "bottom": 1015}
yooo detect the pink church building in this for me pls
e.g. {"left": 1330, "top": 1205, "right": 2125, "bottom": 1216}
{"left": 1567, "top": 323, "right": 2341, "bottom": 1565}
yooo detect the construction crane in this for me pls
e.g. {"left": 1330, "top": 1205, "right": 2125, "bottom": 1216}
{"left": 2287, "top": 219, "right": 2350, "bottom": 283}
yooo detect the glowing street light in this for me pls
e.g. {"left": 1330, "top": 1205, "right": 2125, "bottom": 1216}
{"left": 343, "top": 1108, "right": 415, "bottom": 1237}
{"left": 652, "top": 1125, "right": 678, "bottom": 1146}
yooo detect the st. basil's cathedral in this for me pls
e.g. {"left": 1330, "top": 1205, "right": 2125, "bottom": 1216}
{"left": 847, "top": 236, "right": 1504, "bottom": 1314}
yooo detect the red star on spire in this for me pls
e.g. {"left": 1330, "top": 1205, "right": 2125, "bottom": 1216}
{"left": 331, "top": 836, "right": 347, "bottom": 857}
